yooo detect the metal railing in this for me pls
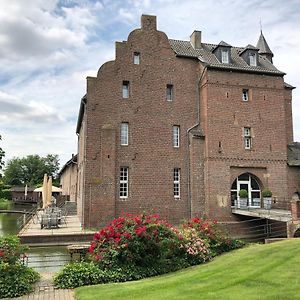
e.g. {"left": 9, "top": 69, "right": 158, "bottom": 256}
{"left": 16, "top": 206, "right": 38, "bottom": 231}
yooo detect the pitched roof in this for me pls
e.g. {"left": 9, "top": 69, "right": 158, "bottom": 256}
{"left": 218, "top": 40, "right": 232, "bottom": 47}
{"left": 169, "top": 39, "right": 284, "bottom": 75}
{"left": 256, "top": 31, "right": 273, "bottom": 55}
{"left": 288, "top": 142, "right": 300, "bottom": 166}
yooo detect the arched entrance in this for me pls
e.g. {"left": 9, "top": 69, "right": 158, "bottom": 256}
{"left": 231, "top": 173, "right": 261, "bottom": 208}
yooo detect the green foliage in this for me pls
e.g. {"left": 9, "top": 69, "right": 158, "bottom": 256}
{"left": 55, "top": 214, "right": 244, "bottom": 289}
{"left": 0, "top": 188, "right": 12, "bottom": 200}
{"left": 54, "top": 260, "right": 189, "bottom": 289}
{"left": 0, "top": 262, "right": 39, "bottom": 298}
{"left": 239, "top": 189, "right": 248, "bottom": 198}
{"left": 0, "top": 235, "right": 39, "bottom": 298}
{"left": 89, "top": 213, "right": 187, "bottom": 270}
{"left": 0, "top": 198, "right": 12, "bottom": 209}
{"left": 0, "top": 135, "right": 5, "bottom": 173}
{"left": 0, "top": 235, "right": 28, "bottom": 264}
{"left": 181, "top": 217, "right": 245, "bottom": 257}
{"left": 262, "top": 188, "right": 272, "bottom": 198}
{"left": 3, "top": 154, "right": 60, "bottom": 186}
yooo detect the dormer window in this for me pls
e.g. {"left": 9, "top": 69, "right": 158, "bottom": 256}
{"left": 213, "top": 41, "right": 232, "bottom": 65}
{"left": 239, "top": 45, "right": 259, "bottom": 67}
{"left": 249, "top": 53, "right": 257, "bottom": 66}
{"left": 221, "top": 50, "right": 229, "bottom": 64}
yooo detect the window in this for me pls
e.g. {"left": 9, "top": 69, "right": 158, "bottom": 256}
{"left": 166, "top": 84, "right": 173, "bottom": 101}
{"left": 173, "top": 168, "right": 180, "bottom": 198}
{"left": 242, "top": 89, "right": 249, "bottom": 101}
{"left": 122, "top": 81, "right": 129, "bottom": 98}
{"left": 120, "top": 167, "right": 129, "bottom": 198}
{"left": 133, "top": 52, "right": 140, "bottom": 65}
{"left": 173, "top": 125, "right": 180, "bottom": 148}
{"left": 231, "top": 173, "right": 261, "bottom": 207}
{"left": 249, "top": 53, "right": 257, "bottom": 66}
{"left": 121, "top": 123, "right": 129, "bottom": 145}
{"left": 244, "top": 127, "right": 252, "bottom": 149}
{"left": 221, "top": 50, "right": 229, "bottom": 64}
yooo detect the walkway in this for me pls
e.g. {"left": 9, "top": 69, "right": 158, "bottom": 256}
{"left": 5, "top": 273, "right": 74, "bottom": 300}
{"left": 232, "top": 207, "right": 292, "bottom": 222}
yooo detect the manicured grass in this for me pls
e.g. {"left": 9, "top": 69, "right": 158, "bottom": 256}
{"left": 75, "top": 239, "right": 300, "bottom": 300}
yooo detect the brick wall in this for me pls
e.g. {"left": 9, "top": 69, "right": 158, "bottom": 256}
{"left": 76, "top": 15, "right": 298, "bottom": 230}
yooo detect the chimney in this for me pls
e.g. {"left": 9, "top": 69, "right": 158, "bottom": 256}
{"left": 141, "top": 15, "right": 157, "bottom": 31}
{"left": 190, "top": 30, "right": 202, "bottom": 49}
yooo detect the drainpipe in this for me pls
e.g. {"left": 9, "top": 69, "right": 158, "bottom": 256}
{"left": 186, "top": 65, "right": 207, "bottom": 218}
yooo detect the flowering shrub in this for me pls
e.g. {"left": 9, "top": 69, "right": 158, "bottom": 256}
{"left": 89, "top": 213, "right": 185, "bottom": 268}
{"left": 180, "top": 227, "right": 211, "bottom": 265}
{"left": 55, "top": 214, "right": 245, "bottom": 289}
{"left": 182, "top": 217, "right": 244, "bottom": 256}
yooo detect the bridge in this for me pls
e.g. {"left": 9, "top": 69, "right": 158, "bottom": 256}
{"left": 232, "top": 199, "right": 300, "bottom": 238}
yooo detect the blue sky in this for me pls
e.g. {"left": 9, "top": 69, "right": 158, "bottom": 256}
{"left": 0, "top": 0, "right": 300, "bottom": 168}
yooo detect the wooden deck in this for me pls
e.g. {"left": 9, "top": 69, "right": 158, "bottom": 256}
{"left": 18, "top": 211, "right": 95, "bottom": 245}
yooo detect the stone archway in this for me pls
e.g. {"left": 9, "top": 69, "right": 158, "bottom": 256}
{"left": 294, "top": 228, "right": 300, "bottom": 237}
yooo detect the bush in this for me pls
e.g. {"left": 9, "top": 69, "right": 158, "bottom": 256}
{"left": 239, "top": 189, "right": 248, "bottom": 198}
{"left": 182, "top": 217, "right": 245, "bottom": 256}
{"left": 55, "top": 214, "right": 245, "bottom": 289}
{"left": 0, "top": 236, "right": 39, "bottom": 298}
{"left": 0, "top": 198, "right": 12, "bottom": 209}
{"left": 89, "top": 213, "right": 186, "bottom": 269}
{"left": 262, "top": 188, "right": 272, "bottom": 198}
{"left": 0, "top": 188, "right": 12, "bottom": 200}
{"left": 0, "top": 262, "right": 39, "bottom": 298}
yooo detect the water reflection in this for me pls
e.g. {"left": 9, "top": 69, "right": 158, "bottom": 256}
{"left": 27, "top": 246, "right": 70, "bottom": 273}
{"left": 0, "top": 203, "right": 36, "bottom": 236}
{"left": 0, "top": 204, "right": 70, "bottom": 273}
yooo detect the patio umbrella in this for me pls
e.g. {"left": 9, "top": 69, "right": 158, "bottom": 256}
{"left": 42, "top": 174, "right": 48, "bottom": 209}
{"left": 24, "top": 184, "right": 28, "bottom": 201}
{"left": 47, "top": 176, "right": 52, "bottom": 206}
{"left": 34, "top": 186, "right": 62, "bottom": 192}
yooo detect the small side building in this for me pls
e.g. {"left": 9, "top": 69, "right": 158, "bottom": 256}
{"left": 59, "top": 155, "right": 78, "bottom": 202}
{"left": 11, "top": 187, "right": 39, "bottom": 204}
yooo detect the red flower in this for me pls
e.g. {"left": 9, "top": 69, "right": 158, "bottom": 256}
{"left": 93, "top": 232, "right": 100, "bottom": 239}
{"left": 135, "top": 226, "right": 147, "bottom": 236}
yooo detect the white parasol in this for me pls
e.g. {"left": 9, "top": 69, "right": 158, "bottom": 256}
{"left": 47, "top": 176, "right": 52, "bottom": 207}
{"left": 42, "top": 174, "right": 48, "bottom": 209}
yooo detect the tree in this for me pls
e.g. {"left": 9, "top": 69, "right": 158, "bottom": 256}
{"left": 0, "top": 135, "right": 5, "bottom": 173}
{"left": 3, "top": 154, "right": 60, "bottom": 186}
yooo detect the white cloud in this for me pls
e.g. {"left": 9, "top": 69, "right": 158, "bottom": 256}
{"left": 0, "top": 0, "right": 299, "bottom": 168}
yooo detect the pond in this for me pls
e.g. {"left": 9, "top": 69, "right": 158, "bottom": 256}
{"left": 0, "top": 203, "right": 70, "bottom": 273}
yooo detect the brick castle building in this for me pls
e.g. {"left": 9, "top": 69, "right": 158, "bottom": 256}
{"left": 74, "top": 15, "right": 300, "bottom": 232}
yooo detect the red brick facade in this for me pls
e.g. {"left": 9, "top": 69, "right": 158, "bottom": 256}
{"left": 76, "top": 15, "right": 299, "bottom": 229}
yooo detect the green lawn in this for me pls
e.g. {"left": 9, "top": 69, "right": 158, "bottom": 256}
{"left": 75, "top": 239, "right": 300, "bottom": 300}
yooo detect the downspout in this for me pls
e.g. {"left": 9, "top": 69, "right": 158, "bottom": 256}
{"left": 187, "top": 65, "right": 207, "bottom": 218}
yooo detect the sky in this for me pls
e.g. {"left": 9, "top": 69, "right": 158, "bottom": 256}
{"left": 0, "top": 0, "right": 300, "bottom": 169}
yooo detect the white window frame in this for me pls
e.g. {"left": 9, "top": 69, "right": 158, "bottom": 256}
{"left": 122, "top": 81, "right": 129, "bottom": 98}
{"left": 119, "top": 167, "right": 129, "bottom": 199}
{"left": 166, "top": 84, "right": 173, "bottom": 101}
{"left": 173, "top": 125, "right": 180, "bottom": 148}
{"left": 221, "top": 50, "right": 229, "bottom": 64}
{"left": 121, "top": 122, "right": 129, "bottom": 146}
{"left": 242, "top": 89, "right": 249, "bottom": 101}
{"left": 173, "top": 168, "right": 180, "bottom": 199}
{"left": 133, "top": 52, "right": 140, "bottom": 65}
{"left": 249, "top": 52, "right": 257, "bottom": 66}
{"left": 244, "top": 127, "right": 252, "bottom": 149}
